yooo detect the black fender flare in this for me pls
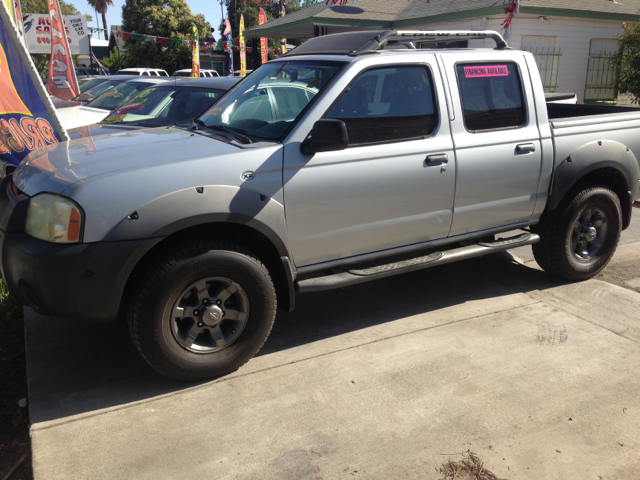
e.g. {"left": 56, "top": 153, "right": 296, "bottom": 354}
{"left": 547, "top": 140, "right": 640, "bottom": 223}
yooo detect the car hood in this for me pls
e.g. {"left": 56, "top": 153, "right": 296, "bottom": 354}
{"left": 55, "top": 100, "right": 85, "bottom": 108}
{"left": 14, "top": 127, "right": 241, "bottom": 196}
{"left": 66, "top": 123, "right": 149, "bottom": 140}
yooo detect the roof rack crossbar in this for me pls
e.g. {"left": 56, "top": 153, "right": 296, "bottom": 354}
{"left": 282, "top": 29, "right": 510, "bottom": 57}
{"left": 348, "top": 29, "right": 509, "bottom": 55}
{"left": 395, "top": 30, "right": 509, "bottom": 50}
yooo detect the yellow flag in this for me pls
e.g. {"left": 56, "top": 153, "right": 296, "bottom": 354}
{"left": 280, "top": 5, "right": 286, "bottom": 55}
{"left": 239, "top": 15, "right": 246, "bottom": 77}
{"left": 190, "top": 23, "right": 199, "bottom": 78}
{"left": 3, "top": 0, "right": 15, "bottom": 23}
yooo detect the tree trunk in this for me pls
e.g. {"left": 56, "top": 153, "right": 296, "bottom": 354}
{"left": 102, "top": 12, "right": 108, "bottom": 40}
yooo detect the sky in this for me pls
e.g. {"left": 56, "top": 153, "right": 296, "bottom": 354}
{"left": 72, "top": 0, "right": 226, "bottom": 41}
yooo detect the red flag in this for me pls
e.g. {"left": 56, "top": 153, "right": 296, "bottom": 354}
{"left": 46, "top": 0, "right": 79, "bottom": 101}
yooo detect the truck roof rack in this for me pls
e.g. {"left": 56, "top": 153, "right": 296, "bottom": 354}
{"left": 283, "top": 29, "right": 510, "bottom": 57}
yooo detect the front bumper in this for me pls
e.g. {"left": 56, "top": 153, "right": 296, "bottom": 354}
{"left": 0, "top": 176, "right": 162, "bottom": 322}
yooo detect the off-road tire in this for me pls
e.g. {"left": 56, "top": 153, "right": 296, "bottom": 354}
{"left": 532, "top": 185, "right": 622, "bottom": 281}
{"left": 127, "top": 239, "right": 276, "bottom": 382}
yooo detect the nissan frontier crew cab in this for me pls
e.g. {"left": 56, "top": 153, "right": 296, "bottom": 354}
{"left": 1, "top": 30, "right": 639, "bottom": 381}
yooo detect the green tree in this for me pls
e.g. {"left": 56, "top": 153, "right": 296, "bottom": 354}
{"left": 86, "top": 0, "right": 113, "bottom": 41}
{"left": 20, "top": 0, "right": 92, "bottom": 74}
{"left": 21, "top": 0, "right": 87, "bottom": 15}
{"left": 101, "top": 47, "right": 126, "bottom": 70}
{"left": 614, "top": 22, "right": 640, "bottom": 103}
{"left": 218, "top": 0, "right": 303, "bottom": 69}
{"left": 121, "top": 0, "right": 211, "bottom": 74}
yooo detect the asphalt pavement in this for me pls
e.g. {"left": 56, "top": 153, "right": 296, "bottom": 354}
{"left": 25, "top": 214, "right": 640, "bottom": 480}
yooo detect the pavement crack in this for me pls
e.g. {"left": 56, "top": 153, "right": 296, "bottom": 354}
{"left": 523, "top": 289, "right": 640, "bottom": 346}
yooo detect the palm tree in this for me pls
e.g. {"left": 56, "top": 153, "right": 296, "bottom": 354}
{"left": 86, "top": 0, "right": 114, "bottom": 40}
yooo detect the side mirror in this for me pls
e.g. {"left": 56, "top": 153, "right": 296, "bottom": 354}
{"left": 301, "top": 119, "right": 348, "bottom": 155}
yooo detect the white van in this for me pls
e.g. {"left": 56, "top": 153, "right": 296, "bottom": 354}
{"left": 172, "top": 69, "right": 220, "bottom": 78}
{"left": 115, "top": 68, "right": 169, "bottom": 77}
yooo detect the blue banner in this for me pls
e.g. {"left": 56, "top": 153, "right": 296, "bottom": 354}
{"left": 0, "top": 8, "right": 65, "bottom": 165}
{"left": 224, "top": 18, "right": 233, "bottom": 77}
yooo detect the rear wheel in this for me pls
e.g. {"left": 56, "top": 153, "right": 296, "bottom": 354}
{"left": 127, "top": 239, "right": 276, "bottom": 382}
{"left": 532, "top": 185, "right": 622, "bottom": 281}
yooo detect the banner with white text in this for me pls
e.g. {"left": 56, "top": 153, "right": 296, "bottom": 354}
{"left": 46, "top": 0, "right": 80, "bottom": 101}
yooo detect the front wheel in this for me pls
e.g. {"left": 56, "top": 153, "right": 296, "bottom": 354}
{"left": 532, "top": 185, "right": 622, "bottom": 281}
{"left": 127, "top": 239, "right": 276, "bottom": 382}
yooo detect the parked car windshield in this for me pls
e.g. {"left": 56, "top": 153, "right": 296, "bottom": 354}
{"left": 199, "top": 61, "right": 343, "bottom": 141}
{"left": 86, "top": 81, "right": 156, "bottom": 111}
{"left": 102, "top": 86, "right": 227, "bottom": 126}
{"left": 73, "top": 79, "right": 124, "bottom": 103}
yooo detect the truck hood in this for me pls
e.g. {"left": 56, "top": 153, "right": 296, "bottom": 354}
{"left": 66, "top": 123, "right": 150, "bottom": 140}
{"left": 14, "top": 127, "right": 241, "bottom": 196}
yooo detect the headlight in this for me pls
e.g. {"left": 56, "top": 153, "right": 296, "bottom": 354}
{"left": 25, "top": 193, "right": 83, "bottom": 243}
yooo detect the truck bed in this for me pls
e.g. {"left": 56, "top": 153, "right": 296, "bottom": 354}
{"left": 547, "top": 103, "right": 640, "bottom": 120}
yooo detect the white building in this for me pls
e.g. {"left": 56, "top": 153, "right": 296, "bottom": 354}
{"left": 247, "top": 0, "right": 640, "bottom": 104}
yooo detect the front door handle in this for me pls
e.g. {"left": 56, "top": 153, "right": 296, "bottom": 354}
{"left": 516, "top": 143, "right": 536, "bottom": 154}
{"left": 425, "top": 154, "right": 448, "bottom": 165}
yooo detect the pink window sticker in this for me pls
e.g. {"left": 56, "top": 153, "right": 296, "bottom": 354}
{"left": 464, "top": 65, "right": 509, "bottom": 78}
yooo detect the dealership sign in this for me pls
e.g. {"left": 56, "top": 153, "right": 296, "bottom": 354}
{"left": 22, "top": 13, "right": 89, "bottom": 55}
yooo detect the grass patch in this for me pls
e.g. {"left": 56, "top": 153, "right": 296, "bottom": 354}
{"left": 438, "top": 451, "right": 507, "bottom": 480}
{"left": 0, "top": 279, "right": 31, "bottom": 480}
{"left": 0, "top": 278, "right": 18, "bottom": 312}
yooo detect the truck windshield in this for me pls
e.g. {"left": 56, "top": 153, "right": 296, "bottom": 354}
{"left": 199, "top": 61, "right": 343, "bottom": 142}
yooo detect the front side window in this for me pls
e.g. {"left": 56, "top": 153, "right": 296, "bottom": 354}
{"left": 199, "top": 61, "right": 343, "bottom": 141}
{"left": 325, "top": 66, "right": 437, "bottom": 146}
{"left": 456, "top": 63, "right": 526, "bottom": 132}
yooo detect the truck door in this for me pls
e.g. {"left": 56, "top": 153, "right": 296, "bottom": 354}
{"left": 440, "top": 53, "right": 543, "bottom": 236}
{"left": 283, "top": 61, "right": 456, "bottom": 267}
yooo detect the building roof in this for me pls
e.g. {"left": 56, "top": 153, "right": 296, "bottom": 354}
{"left": 246, "top": 0, "right": 640, "bottom": 38}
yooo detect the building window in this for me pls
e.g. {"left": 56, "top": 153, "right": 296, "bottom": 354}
{"left": 521, "top": 35, "right": 561, "bottom": 93}
{"left": 584, "top": 39, "right": 618, "bottom": 103}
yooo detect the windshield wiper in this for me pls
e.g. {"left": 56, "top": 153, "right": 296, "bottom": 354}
{"left": 205, "top": 125, "right": 252, "bottom": 144}
{"left": 192, "top": 118, "right": 205, "bottom": 130}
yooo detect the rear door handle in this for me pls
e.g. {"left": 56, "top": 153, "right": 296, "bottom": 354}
{"left": 516, "top": 143, "right": 536, "bottom": 154}
{"left": 425, "top": 154, "right": 448, "bottom": 165}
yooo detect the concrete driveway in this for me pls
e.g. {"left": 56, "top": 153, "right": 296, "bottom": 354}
{"left": 26, "top": 221, "right": 640, "bottom": 479}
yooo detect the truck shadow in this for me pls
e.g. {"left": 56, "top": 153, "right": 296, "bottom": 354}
{"left": 26, "top": 251, "right": 567, "bottom": 425}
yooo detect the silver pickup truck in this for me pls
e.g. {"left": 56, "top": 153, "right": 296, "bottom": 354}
{"left": 1, "top": 30, "right": 639, "bottom": 381}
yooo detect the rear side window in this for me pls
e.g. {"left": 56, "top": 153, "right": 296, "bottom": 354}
{"left": 325, "top": 66, "right": 437, "bottom": 146}
{"left": 456, "top": 63, "right": 525, "bottom": 132}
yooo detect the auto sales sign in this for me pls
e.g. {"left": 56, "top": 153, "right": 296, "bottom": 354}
{"left": 22, "top": 13, "right": 89, "bottom": 55}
